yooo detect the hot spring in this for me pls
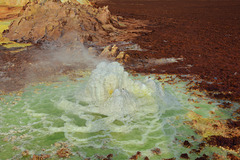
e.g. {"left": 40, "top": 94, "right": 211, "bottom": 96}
{"left": 0, "top": 62, "right": 236, "bottom": 159}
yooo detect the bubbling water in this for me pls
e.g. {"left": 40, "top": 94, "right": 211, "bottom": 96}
{"left": 53, "top": 62, "right": 183, "bottom": 157}
{"left": 0, "top": 62, "right": 232, "bottom": 159}
{"left": 77, "top": 62, "right": 167, "bottom": 120}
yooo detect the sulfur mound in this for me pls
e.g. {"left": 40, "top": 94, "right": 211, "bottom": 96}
{"left": 3, "top": 0, "right": 122, "bottom": 45}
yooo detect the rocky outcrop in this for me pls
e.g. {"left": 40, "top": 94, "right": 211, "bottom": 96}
{"left": 99, "top": 45, "right": 129, "bottom": 62}
{"left": 1, "top": 0, "right": 89, "bottom": 6}
{"left": 3, "top": 0, "right": 120, "bottom": 45}
{"left": 3, "top": 0, "right": 150, "bottom": 47}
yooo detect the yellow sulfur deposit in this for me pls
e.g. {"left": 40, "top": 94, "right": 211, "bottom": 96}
{"left": 186, "top": 111, "right": 240, "bottom": 138}
{"left": 0, "top": 20, "right": 31, "bottom": 49}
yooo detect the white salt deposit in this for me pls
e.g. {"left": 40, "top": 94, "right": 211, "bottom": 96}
{"left": 77, "top": 62, "right": 169, "bottom": 121}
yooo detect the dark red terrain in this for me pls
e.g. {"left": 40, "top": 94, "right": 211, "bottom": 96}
{"left": 97, "top": 0, "right": 240, "bottom": 102}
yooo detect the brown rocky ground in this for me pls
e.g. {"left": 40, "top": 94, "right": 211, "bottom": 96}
{"left": 96, "top": 0, "right": 240, "bottom": 103}
{"left": 0, "top": 0, "right": 149, "bottom": 92}
{"left": 3, "top": 0, "right": 148, "bottom": 45}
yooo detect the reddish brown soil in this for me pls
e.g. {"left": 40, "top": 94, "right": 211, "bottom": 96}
{"left": 205, "top": 135, "right": 240, "bottom": 152}
{"left": 97, "top": 0, "right": 240, "bottom": 102}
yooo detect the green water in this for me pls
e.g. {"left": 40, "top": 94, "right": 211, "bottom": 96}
{"left": 0, "top": 65, "right": 237, "bottom": 160}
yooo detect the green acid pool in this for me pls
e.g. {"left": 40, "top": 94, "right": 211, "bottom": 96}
{"left": 0, "top": 62, "right": 237, "bottom": 159}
